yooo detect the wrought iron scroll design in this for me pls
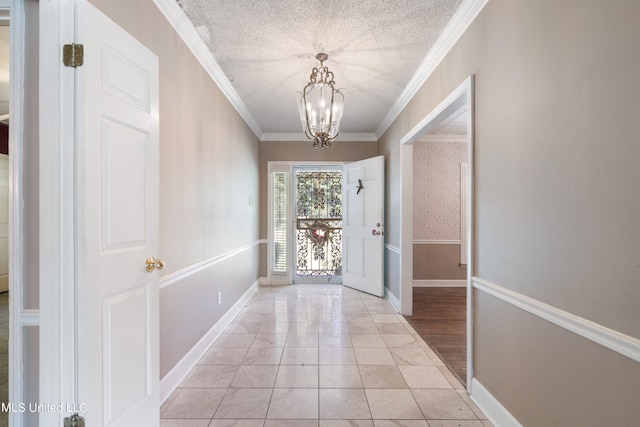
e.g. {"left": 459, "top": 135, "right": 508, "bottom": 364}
{"left": 295, "top": 171, "right": 342, "bottom": 277}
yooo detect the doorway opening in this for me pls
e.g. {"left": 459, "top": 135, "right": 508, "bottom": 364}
{"left": 293, "top": 167, "right": 343, "bottom": 283}
{"left": 399, "top": 76, "right": 474, "bottom": 388}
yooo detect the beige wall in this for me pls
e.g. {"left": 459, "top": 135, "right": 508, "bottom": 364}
{"left": 89, "top": 0, "right": 261, "bottom": 378}
{"left": 379, "top": 0, "right": 640, "bottom": 424}
{"left": 413, "top": 243, "right": 465, "bottom": 280}
{"left": 258, "top": 140, "right": 378, "bottom": 277}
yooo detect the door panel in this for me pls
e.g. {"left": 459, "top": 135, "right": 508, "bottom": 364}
{"left": 101, "top": 119, "right": 149, "bottom": 250}
{"left": 77, "top": 2, "right": 160, "bottom": 426}
{"left": 342, "top": 156, "right": 385, "bottom": 296}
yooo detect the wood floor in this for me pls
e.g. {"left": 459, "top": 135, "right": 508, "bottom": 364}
{"left": 404, "top": 287, "right": 467, "bottom": 386}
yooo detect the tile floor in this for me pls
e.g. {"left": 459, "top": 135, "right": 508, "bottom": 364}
{"left": 161, "top": 285, "right": 492, "bottom": 427}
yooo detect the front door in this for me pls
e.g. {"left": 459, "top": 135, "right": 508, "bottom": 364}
{"left": 294, "top": 167, "right": 343, "bottom": 283}
{"left": 76, "top": 2, "right": 160, "bottom": 425}
{"left": 342, "top": 156, "right": 385, "bottom": 296}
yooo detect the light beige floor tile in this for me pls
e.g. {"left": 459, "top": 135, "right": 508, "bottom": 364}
{"left": 388, "top": 348, "right": 434, "bottom": 366}
{"left": 320, "top": 347, "right": 358, "bottom": 365}
{"left": 340, "top": 303, "right": 369, "bottom": 313}
{"left": 183, "top": 365, "right": 239, "bottom": 388}
{"left": 319, "top": 389, "right": 372, "bottom": 419}
{"left": 365, "top": 389, "right": 423, "bottom": 420}
{"left": 343, "top": 313, "right": 373, "bottom": 323}
{"left": 209, "top": 420, "right": 265, "bottom": 427}
{"left": 268, "top": 388, "right": 319, "bottom": 419}
{"left": 163, "top": 285, "right": 493, "bottom": 425}
{"left": 319, "top": 333, "right": 353, "bottom": 347}
{"left": 242, "top": 346, "right": 283, "bottom": 365}
{"left": 200, "top": 347, "right": 249, "bottom": 365}
{"left": 411, "top": 389, "right": 477, "bottom": 420}
{"left": 427, "top": 422, "right": 485, "bottom": 427}
{"left": 235, "top": 313, "right": 275, "bottom": 323}
{"left": 160, "top": 389, "right": 180, "bottom": 416}
{"left": 348, "top": 323, "right": 380, "bottom": 334}
{"left": 320, "top": 421, "right": 374, "bottom": 427}
{"left": 230, "top": 365, "right": 278, "bottom": 388}
{"left": 214, "top": 388, "right": 272, "bottom": 419}
{"left": 160, "top": 420, "right": 211, "bottom": 427}
{"left": 398, "top": 366, "right": 451, "bottom": 389}
{"left": 223, "top": 322, "right": 261, "bottom": 334}
{"left": 162, "top": 388, "right": 226, "bottom": 419}
{"left": 319, "top": 321, "right": 350, "bottom": 334}
{"left": 354, "top": 348, "right": 396, "bottom": 365}
{"left": 370, "top": 314, "right": 402, "bottom": 324}
{"left": 261, "top": 321, "right": 290, "bottom": 334}
{"left": 275, "top": 364, "right": 319, "bottom": 388}
{"left": 364, "top": 304, "right": 395, "bottom": 315}
{"left": 359, "top": 366, "right": 407, "bottom": 388}
{"left": 351, "top": 334, "right": 386, "bottom": 348}
{"left": 264, "top": 420, "right": 318, "bottom": 427}
{"left": 281, "top": 346, "right": 319, "bottom": 365}
{"left": 375, "top": 323, "right": 412, "bottom": 335}
{"left": 286, "top": 333, "right": 319, "bottom": 347}
{"left": 319, "top": 365, "right": 363, "bottom": 388}
{"left": 287, "top": 321, "right": 319, "bottom": 331}
{"left": 438, "top": 365, "right": 464, "bottom": 389}
{"left": 214, "top": 334, "right": 256, "bottom": 348}
{"left": 251, "top": 333, "right": 288, "bottom": 347}
{"left": 457, "top": 390, "right": 488, "bottom": 419}
{"left": 373, "top": 421, "right": 429, "bottom": 427}
{"left": 380, "top": 334, "right": 420, "bottom": 348}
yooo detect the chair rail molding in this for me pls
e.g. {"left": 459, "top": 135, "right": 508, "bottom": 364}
{"left": 472, "top": 276, "right": 640, "bottom": 363}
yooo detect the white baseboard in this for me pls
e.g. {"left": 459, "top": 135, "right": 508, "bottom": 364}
{"left": 470, "top": 377, "right": 522, "bottom": 427}
{"left": 160, "top": 280, "right": 259, "bottom": 403}
{"left": 413, "top": 279, "right": 467, "bottom": 287}
{"left": 385, "top": 287, "right": 401, "bottom": 312}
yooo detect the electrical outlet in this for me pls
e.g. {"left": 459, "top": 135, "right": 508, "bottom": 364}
{"left": 217, "top": 292, "right": 222, "bottom": 305}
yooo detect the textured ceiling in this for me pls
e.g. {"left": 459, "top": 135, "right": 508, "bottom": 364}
{"left": 176, "top": 0, "right": 465, "bottom": 136}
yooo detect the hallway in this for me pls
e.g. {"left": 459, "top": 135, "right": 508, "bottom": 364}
{"left": 160, "top": 285, "right": 490, "bottom": 426}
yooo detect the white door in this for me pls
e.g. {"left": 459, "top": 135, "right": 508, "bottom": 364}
{"left": 342, "top": 155, "right": 385, "bottom": 296}
{"left": 76, "top": 2, "right": 160, "bottom": 426}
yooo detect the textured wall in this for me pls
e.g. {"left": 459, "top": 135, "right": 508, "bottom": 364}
{"left": 413, "top": 140, "right": 466, "bottom": 240}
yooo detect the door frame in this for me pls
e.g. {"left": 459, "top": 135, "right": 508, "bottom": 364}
{"left": 399, "top": 75, "right": 475, "bottom": 386}
{"left": 266, "top": 161, "right": 345, "bottom": 286}
{"left": 38, "top": 0, "right": 78, "bottom": 425}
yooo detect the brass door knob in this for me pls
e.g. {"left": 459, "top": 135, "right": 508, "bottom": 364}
{"left": 145, "top": 256, "right": 166, "bottom": 272}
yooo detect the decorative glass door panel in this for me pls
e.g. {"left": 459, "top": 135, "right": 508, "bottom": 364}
{"left": 295, "top": 169, "right": 342, "bottom": 280}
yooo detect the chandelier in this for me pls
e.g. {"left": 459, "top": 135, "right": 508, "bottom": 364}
{"left": 296, "top": 53, "right": 345, "bottom": 148}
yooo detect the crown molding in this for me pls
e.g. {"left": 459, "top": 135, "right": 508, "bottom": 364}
{"left": 152, "top": 0, "right": 263, "bottom": 139}
{"left": 260, "top": 132, "right": 378, "bottom": 142}
{"left": 375, "top": 0, "right": 490, "bottom": 138}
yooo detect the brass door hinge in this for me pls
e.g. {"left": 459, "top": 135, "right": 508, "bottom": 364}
{"left": 63, "top": 43, "right": 84, "bottom": 68}
{"left": 63, "top": 413, "right": 85, "bottom": 427}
